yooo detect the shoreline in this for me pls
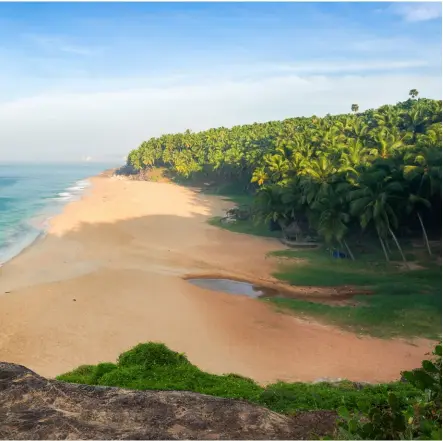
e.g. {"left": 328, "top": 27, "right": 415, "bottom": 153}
{"left": 0, "top": 177, "right": 95, "bottom": 269}
{"left": 0, "top": 172, "right": 435, "bottom": 384}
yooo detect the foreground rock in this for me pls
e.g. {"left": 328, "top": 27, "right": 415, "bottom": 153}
{"left": 0, "top": 362, "right": 336, "bottom": 440}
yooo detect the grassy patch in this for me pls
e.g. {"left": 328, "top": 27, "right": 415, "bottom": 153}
{"left": 267, "top": 248, "right": 442, "bottom": 339}
{"left": 57, "top": 342, "right": 423, "bottom": 415}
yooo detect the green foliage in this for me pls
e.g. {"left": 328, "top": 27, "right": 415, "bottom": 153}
{"left": 118, "top": 342, "right": 190, "bottom": 368}
{"left": 57, "top": 342, "right": 423, "bottom": 418}
{"left": 259, "top": 381, "right": 421, "bottom": 414}
{"left": 335, "top": 344, "right": 442, "bottom": 440}
{"left": 127, "top": 94, "right": 441, "bottom": 262}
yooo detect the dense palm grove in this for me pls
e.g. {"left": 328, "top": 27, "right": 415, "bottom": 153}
{"left": 127, "top": 90, "right": 442, "bottom": 260}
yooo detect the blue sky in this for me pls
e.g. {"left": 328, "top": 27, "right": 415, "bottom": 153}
{"left": 0, "top": 2, "right": 441, "bottom": 162}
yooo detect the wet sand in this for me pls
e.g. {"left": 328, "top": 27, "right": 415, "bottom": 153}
{"left": 0, "top": 175, "right": 434, "bottom": 384}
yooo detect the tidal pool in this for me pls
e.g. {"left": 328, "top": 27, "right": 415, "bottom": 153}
{"left": 186, "top": 277, "right": 368, "bottom": 306}
{"left": 186, "top": 278, "right": 275, "bottom": 298}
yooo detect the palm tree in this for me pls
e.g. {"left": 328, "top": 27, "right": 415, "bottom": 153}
{"left": 369, "top": 127, "right": 405, "bottom": 159}
{"left": 406, "top": 193, "right": 432, "bottom": 256}
{"left": 263, "top": 153, "right": 290, "bottom": 184}
{"left": 349, "top": 170, "right": 407, "bottom": 262}
{"left": 348, "top": 119, "right": 369, "bottom": 142}
{"left": 351, "top": 104, "right": 359, "bottom": 113}
{"left": 339, "top": 138, "right": 371, "bottom": 179}
{"left": 374, "top": 105, "right": 401, "bottom": 129}
{"left": 311, "top": 187, "right": 355, "bottom": 260}
{"left": 409, "top": 89, "right": 419, "bottom": 99}
{"left": 402, "top": 105, "right": 429, "bottom": 144}
{"left": 299, "top": 168, "right": 336, "bottom": 207}
{"left": 403, "top": 145, "right": 442, "bottom": 255}
{"left": 253, "top": 185, "right": 289, "bottom": 233}
{"left": 404, "top": 146, "right": 442, "bottom": 198}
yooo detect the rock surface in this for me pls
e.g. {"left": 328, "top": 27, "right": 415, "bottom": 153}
{"left": 0, "top": 362, "right": 336, "bottom": 440}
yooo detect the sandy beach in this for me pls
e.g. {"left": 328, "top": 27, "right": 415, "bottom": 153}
{"left": 0, "top": 175, "right": 434, "bottom": 384}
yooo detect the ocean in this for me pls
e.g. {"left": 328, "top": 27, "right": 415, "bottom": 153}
{"left": 0, "top": 162, "right": 118, "bottom": 265}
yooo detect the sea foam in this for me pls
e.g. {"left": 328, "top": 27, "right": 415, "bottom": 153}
{"left": 0, "top": 163, "right": 113, "bottom": 266}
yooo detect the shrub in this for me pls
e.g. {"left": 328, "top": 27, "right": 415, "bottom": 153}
{"left": 57, "top": 342, "right": 424, "bottom": 420}
{"left": 117, "top": 342, "right": 190, "bottom": 368}
{"left": 336, "top": 343, "right": 442, "bottom": 440}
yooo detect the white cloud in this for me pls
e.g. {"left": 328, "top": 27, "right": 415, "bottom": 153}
{"left": 0, "top": 72, "right": 440, "bottom": 162}
{"left": 390, "top": 3, "right": 442, "bottom": 22}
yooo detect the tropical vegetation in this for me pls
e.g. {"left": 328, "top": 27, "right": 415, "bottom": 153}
{"left": 127, "top": 90, "right": 442, "bottom": 261}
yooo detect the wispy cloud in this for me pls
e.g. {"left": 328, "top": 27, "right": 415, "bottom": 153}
{"left": 270, "top": 60, "right": 430, "bottom": 74}
{"left": 390, "top": 2, "right": 442, "bottom": 22}
{"left": 205, "top": 60, "right": 433, "bottom": 80}
{"left": 0, "top": 57, "right": 437, "bottom": 105}
{"left": 58, "top": 44, "right": 94, "bottom": 56}
{"left": 349, "top": 37, "right": 410, "bottom": 53}
{"left": 0, "top": 71, "right": 440, "bottom": 161}
{"left": 24, "top": 34, "right": 96, "bottom": 56}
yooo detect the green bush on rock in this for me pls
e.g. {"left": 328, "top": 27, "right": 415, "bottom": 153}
{"left": 57, "top": 342, "right": 437, "bottom": 438}
{"left": 118, "top": 342, "right": 190, "bottom": 368}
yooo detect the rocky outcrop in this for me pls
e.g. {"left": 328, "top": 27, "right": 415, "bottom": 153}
{"left": 0, "top": 362, "right": 336, "bottom": 440}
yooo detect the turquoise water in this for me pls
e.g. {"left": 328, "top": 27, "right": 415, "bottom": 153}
{"left": 0, "top": 162, "right": 118, "bottom": 264}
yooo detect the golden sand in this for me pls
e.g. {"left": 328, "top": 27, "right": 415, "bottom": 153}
{"left": 0, "top": 176, "right": 433, "bottom": 383}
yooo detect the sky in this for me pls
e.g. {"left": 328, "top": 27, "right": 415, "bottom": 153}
{"left": 0, "top": 1, "right": 441, "bottom": 162}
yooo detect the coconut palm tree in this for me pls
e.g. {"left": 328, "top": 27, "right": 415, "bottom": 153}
{"left": 262, "top": 153, "right": 290, "bottom": 184}
{"left": 402, "top": 105, "right": 429, "bottom": 144}
{"left": 369, "top": 127, "right": 405, "bottom": 159}
{"left": 311, "top": 187, "right": 355, "bottom": 260}
{"left": 404, "top": 146, "right": 442, "bottom": 198}
{"left": 299, "top": 155, "right": 339, "bottom": 205}
{"left": 349, "top": 170, "right": 407, "bottom": 262}
{"left": 339, "top": 138, "right": 371, "bottom": 178}
{"left": 374, "top": 105, "right": 401, "bottom": 129}
{"left": 348, "top": 119, "right": 370, "bottom": 142}
{"left": 253, "top": 185, "right": 290, "bottom": 234}
{"left": 406, "top": 193, "right": 433, "bottom": 256}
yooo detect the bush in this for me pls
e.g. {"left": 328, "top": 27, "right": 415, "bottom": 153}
{"left": 57, "top": 342, "right": 442, "bottom": 440}
{"left": 57, "top": 342, "right": 424, "bottom": 421}
{"left": 117, "top": 342, "right": 190, "bottom": 368}
{"left": 336, "top": 343, "right": 442, "bottom": 440}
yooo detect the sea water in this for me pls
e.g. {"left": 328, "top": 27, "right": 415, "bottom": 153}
{"left": 0, "top": 162, "right": 118, "bottom": 265}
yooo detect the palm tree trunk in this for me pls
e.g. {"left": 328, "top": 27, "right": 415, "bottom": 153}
{"left": 278, "top": 219, "right": 287, "bottom": 240}
{"left": 378, "top": 231, "right": 390, "bottom": 262}
{"left": 417, "top": 212, "right": 432, "bottom": 256}
{"left": 385, "top": 239, "right": 392, "bottom": 254}
{"left": 388, "top": 226, "right": 406, "bottom": 262}
{"left": 342, "top": 239, "right": 355, "bottom": 261}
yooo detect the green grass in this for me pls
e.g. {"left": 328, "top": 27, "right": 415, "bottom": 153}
{"left": 57, "top": 342, "right": 423, "bottom": 416}
{"left": 267, "top": 248, "right": 442, "bottom": 339}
